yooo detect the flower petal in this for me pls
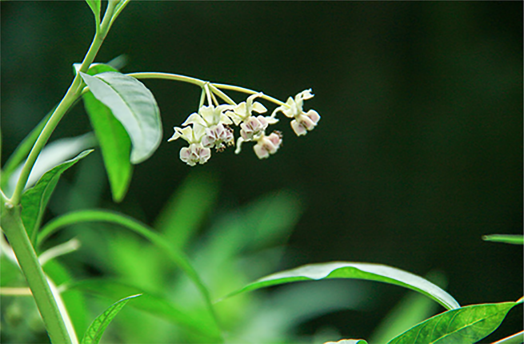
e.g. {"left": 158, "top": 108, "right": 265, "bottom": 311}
{"left": 252, "top": 102, "right": 267, "bottom": 114}
{"left": 291, "top": 119, "right": 308, "bottom": 136}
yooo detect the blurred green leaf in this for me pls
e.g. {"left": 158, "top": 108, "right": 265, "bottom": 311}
{"left": 386, "top": 300, "right": 522, "bottom": 344}
{"left": 85, "top": 0, "right": 101, "bottom": 25}
{"left": 81, "top": 293, "right": 140, "bottom": 344}
{"left": 37, "top": 209, "right": 222, "bottom": 339}
{"left": 21, "top": 150, "right": 93, "bottom": 244}
{"left": 224, "top": 262, "right": 460, "bottom": 310}
{"left": 8, "top": 133, "right": 96, "bottom": 194}
{"left": 155, "top": 172, "right": 219, "bottom": 250}
{"left": 1, "top": 111, "right": 53, "bottom": 191}
{"left": 482, "top": 234, "right": 524, "bottom": 245}
{"left": 80, "top": 72, "right": 162, "bottom": 164}
{"left": 82, "top": 65, "right": 132, "bottom": 202}
{"left": 69, "top": 278, "right": 217, "bottom": 339}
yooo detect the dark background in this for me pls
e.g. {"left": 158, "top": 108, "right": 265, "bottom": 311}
{"left": 2, "top": 1, "right": 522, "bottom": 341}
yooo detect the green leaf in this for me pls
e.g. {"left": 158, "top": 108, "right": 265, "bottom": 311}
{"left": 1, "top": 110, "right": 53, "bottom": 191}
{"left": 80, "top": 72, "right": 162, "bottom": 164}
{"left": 223, "top": 262, "right": 460, "bottom": 310}
{"left": 491, "top": 331, "right": 524, "bottom": 344}
{"left": 21, "top": 150, "right": 93, "bottom": 244}
{"left": 482, "top": 234, "right": 524, "bottom": 245}
{"left": 78, "top": 63, "right": 132, "bottom": 202}
{"left": 69, "top": 278, "right": 217, "bottom": 339}
{"left": 81, "top": 294, "right": 140, "bottom": 344}
{"left": 8, "top": 133, "right": 96, "bottom": 195}
{"left": 85, "top": 0, "right": 101, "bottom": 26}
{"left": 154, "top": 172, "right": 219, "bottom": 249}
{"left": 37, "top": 209, "right": 222, "bottom": 339}
{"left": 83, "top": 66, "right": 132, "bottom": 202}
{"left": 369, "top": 271, "right": 446, "bottom": 343}
{"left": 386, "top": 300, "right": 522, "bottom": 344}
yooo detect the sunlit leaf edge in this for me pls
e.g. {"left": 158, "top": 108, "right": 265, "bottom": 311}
{"left": 222, "top": 262, "right": 460, "bottom": 310}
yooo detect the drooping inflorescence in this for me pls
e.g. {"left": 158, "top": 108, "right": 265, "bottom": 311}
{"left": 168, "top": 84, "right": 320, "bottom": 166}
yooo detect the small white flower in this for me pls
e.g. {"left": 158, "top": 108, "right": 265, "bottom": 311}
{"left": 253, "top": 132, "right": 282, "bottom": 159}
{"left": 180, "top": 143, "right": 211, "bottom": 166}
{"left": 168, "top": 125, "right": 205, "bottom": 144}
{"left": 273, "top": 89, "right": 320, "bottom": 136}
{"left": 290, "top": 110, "right": 320, "bottom": 136}
{"left": 201, "top": 123, "right": 234, "bottom": 150}
{"left": 228, "top": 93, "right": 267, "bottom": 125}
{"left": 183, "top": 104, "right": 233, "bottom": 129}
{"left": 240, "top": 115, "right": 277, "bottom": 141}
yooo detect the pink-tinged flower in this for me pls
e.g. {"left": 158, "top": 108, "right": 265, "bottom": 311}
{"left": 253, "top": 132, "right": 282, "bottom": 159}
{"left": 290, "top": 110, "right": 320, "bottom": 136}
{"left": 180, "top": 143, "right": 211, "bottom": 166}
{"left": 228, "top": 93, "right": 268, "bottom": 125}
{"left": 240, "top": 115, "right": 277, "bottom": 141}
{"left": 201, "top": 123, "right": 234, "bottom": 150}
{"left": 273, "top": 89, "right": 320, "bottom": 136}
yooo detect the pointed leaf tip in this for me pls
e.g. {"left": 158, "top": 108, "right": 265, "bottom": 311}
{"left": 81, "top": 294, "right": 141, "bottom": 344}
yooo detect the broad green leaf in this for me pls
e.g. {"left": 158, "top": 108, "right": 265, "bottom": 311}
{"left": 85, "top": 0, "right": 101, "bottom": 26}
{"left": 482, "top": 234, "right": 524, "bottom": 245}
{"left": 224, "top": 262, "right": 460, "bottom": 310}
{"left": 69, "top": 278, "right": 217, "bottom": 339}
{"left": 386, "top": 300, "right": 522, "bottom": 344}
{"left": 80, "top": 72, "right": 162, "bottom": 164}
{"left": 21, "top": 150, "right": 93, "bottom": 244}
{"left": 83, "top": 65, "right": 132, "bottom": 202}
{"left": 81, "top": 294, "right": 140, "bottom": 344}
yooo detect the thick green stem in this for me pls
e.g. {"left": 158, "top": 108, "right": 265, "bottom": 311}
{"left": 1, "top": 197, "right": 72, "bottom": 344}
{"left": 1, "top": 4, "right": 120, "bottom": 344}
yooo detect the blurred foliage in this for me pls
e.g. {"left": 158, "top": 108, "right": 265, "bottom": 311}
{"left": 1, "top": 1, "right": 522, "bottom": 342}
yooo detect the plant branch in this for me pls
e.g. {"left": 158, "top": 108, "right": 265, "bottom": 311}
{"left": 1, "top": 198, "right": 72, "bottom": 344}
{"left": 8, "top": 2, "right": 117, "bottom": 206}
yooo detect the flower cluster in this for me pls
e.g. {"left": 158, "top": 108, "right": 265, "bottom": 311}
{"left": 168, "top": 87, "right": 320, "bottom": 166}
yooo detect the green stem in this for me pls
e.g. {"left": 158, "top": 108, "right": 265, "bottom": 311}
{"left": 8, "top": 2, "right": 116, "bottom": 206}
{"left": 128, "top": 72, "right": 285, "bottom": 106}
{"left": 1, "top": 197, "right": 72, "bottom": 344}
{"left": 1, "top": 4, "right": 120, "bottom": 344}
{"left": 209, "top": 84, "right": 236, "bottom": 106}
{"left": 212, "top": 83, "right": 285, "bottom": 106}
{"left": 127, "top": 72, "right": 206, "bottom": 87}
